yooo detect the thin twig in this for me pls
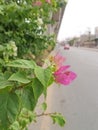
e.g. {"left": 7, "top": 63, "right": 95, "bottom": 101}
{"left": 37, "top": 112, "right": 56, "bottom": 117}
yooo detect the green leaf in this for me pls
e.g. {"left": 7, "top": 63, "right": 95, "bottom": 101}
{"left": 21, "top": 87, "right": 36, "bottom": 111}
{"left": 34, "top": 66, "right": 52, "bottom": 87}
{"left": 17, "top": 108, "right": 36, "bottom": 129}
{"left": 41, "top": 102, "right": 47, "bottom": 111}
{"left": 0, "top": 80, "right": 13, "bottom": 90}
{"left": 0, "top": 45, "right": 4, "bottom": 52}
{"left": 0, "top": 73, "right": 13, "bottom": 90}
{"left": 7, "top": 59, "right": 36, "bottom": 69}
{"left": 51, "top": 113, "right": 66, "bottom": 127}
{"left": 0, "top": 92, "right": 19, "bottom": 129}
{"left": 8, "top": 71, "right": 30, "bottom": 84}
{"left": 47, "top": 76, "right": 54, "bottom": 87}
{"left": 9, "top": 121, "right": 20, "bottom": 130}
{"left": 32, "top": 78, "right": 44, "bottom": 100}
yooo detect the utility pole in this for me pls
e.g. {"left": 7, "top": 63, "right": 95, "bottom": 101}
{"left": 87, "top": 27, "right": 91, "bottom": 42}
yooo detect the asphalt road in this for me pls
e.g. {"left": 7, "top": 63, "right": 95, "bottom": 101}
{"left": 29, "top": 47, "right": 98, "bottom": 130}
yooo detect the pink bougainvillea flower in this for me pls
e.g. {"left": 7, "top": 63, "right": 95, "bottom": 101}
{"left": 46, "top": 0, "right": 51, "bottom": 4}
{"left": 33, "top": 1, "right": 42, "bottom": 6}
{"left": 50, "top": 52, "right": 65, "bottom": 69}
{"left": 54, "top": 66, "right": 77, "bottom": 85}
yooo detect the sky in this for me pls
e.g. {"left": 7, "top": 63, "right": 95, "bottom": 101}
{"left": 57, "top": 0, "right": 98, "bottom": 41}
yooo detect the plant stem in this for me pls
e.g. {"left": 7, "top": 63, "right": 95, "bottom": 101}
{"left": 37, "top": 112, "right": 56, "bottom": 117}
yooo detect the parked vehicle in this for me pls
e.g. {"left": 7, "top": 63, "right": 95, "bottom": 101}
{"left": 64, "top": 44, "right": 70, "bottom": 50}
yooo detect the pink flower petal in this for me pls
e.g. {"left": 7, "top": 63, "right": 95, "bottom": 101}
{"left": 46, "top": 0, "right": 51, "bottom": 4}
{"left": 53, "top": 53, "right": 65, "bottom": 69}
{"left": 54, "top": 65, "right": 70, "bottom": 75}
{"left": 66, "top": 71, "right": 77, "bottom": 80}
{"left": 33, "top": 1, "right": 42, "bottom": 6}
{"left": 54, "top": 66, "right": 77, "bottom": 86}
{"left": 54, "top": 73, "right": 71, "bottom": 85}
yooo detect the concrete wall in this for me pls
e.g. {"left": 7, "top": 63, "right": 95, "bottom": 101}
{"left": 47, "top": 5, "right": 66, "bottom": 38}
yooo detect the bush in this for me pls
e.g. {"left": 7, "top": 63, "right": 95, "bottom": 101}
{"left": 0, "top": 1, "right": 77, "bottom": 130}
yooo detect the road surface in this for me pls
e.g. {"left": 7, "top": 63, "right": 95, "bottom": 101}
{"left": 29, "top": 47, "right": 98, "bottom": 130}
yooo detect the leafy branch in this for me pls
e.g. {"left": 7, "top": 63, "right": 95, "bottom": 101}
{"left": 37, "top": 112, "right": 66, "bottom": 127}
